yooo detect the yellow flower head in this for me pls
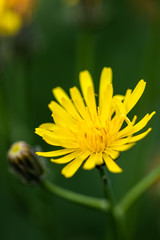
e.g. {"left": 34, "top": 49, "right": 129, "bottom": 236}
{"left": 0, "top": 0, "right": 35, "bottom": 36}
{"left": 35, "top": 67, "right": 155, "bottom": 178}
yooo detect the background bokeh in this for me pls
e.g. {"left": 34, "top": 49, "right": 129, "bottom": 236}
{"left": 0, "top": 0, "right": 160, "bottom": 239}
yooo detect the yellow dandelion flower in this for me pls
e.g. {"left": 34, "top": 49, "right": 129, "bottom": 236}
{"left": 0, "top": 0, "right": 35, "bottom": 36}
{"left": 35, "top": 67, "right": 155, "bottom": 178}
{"left": 0, "top": 10, "right": 22, "bottom": 36}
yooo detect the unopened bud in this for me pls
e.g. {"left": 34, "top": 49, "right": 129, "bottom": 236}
{"left": 8, "top": 141, "right": 45, "bottom": 183}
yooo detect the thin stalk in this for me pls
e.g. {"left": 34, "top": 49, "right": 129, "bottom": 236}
{"left": 75, "top": 31, "right": 95, "bottom": 86}
{"left": 98, "top": 166, "right": 115, "bottom": 206}
{"left": 115, "top": 165, "right": 160, "bottom": 214}
{"left": 40, "top": 179, "right": 110, "bottom": 213}
{"left": 98, "top": 167, "right": 127, "bottom": 240}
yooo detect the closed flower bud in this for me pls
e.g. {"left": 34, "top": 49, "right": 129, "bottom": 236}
{"left": 8, "top": 141, "right": 45, "bottom": 183}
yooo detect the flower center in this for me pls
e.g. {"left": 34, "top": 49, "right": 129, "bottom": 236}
{"left": 76, "top": 119, "right": 109, "bottom": 153}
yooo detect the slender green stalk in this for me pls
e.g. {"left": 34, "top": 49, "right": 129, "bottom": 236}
{"left": 40, "top": 179, "right": 110, "bottom": 213}
{"left": 115, "top": 165, "right": 160, "bottom": 214}
{"left": 98, "top": 167, "right": 127, "bottom": 240}
{"left": 98, "top": 166, "right": 115, "bottom": 206}
{"left": 75, "top": 31, "right": 95, "bottom": 86}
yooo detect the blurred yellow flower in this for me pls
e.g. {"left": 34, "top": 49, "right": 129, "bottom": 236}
{"left": 35, "top": 67, "right": 155, "bottom": 178}
{"left": 0, "top": 0, "right": 35, "bottom": 36}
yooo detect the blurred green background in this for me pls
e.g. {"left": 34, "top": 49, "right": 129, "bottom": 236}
{"left": 0, "top": 0, "right": 160, "bottom": 239}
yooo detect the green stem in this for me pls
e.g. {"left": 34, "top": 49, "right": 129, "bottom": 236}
{"left": 98, "top": 167, "right": 127, "bottom": 240}
{"left": 115, "top": 165, "right": 160, "bottom": 214}
{"left": 98, "top": 166, "right": 115, "bottom": 206}
{"left": 40, "top": 179, "right": 110, "bottom": 213}
{"left": 75, "top": 31, "right": 95, "bottom": 86}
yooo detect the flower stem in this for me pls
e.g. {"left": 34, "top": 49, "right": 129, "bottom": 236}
{"left": 75, "top": 31, "right": 95, "bottom": 86}
{"left": 115, "top": 165, "right": 160, "bottom": 214}
{"left": 98, "top": 166, "right": 115, "bottom": 205}
{"left": 40, "top": 179, "right": 110, "bottom": 213}
{"left": 98, "top": 166, "right": 127, "bottom": 240}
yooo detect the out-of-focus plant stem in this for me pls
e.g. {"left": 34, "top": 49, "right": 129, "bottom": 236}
{"left": 40, "top": 179, "right": 110, "bottom": 213}
{"left": 115, "top": 165, "right": 160, "bottom": 215}
{"left": 75, "top": 31, "right": 95, "bottom": 85}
